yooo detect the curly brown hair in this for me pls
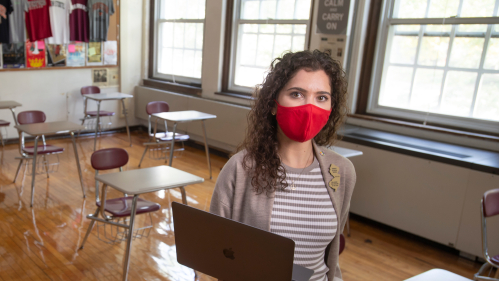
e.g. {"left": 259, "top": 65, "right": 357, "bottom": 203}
{"left": 238, "top": 50, "right": 348, "bottom": 195}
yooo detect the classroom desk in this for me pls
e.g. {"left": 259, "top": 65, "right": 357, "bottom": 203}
{"left": 330, "top": 146, "right": 363, "bottom": 158}
{"left": 87, "top": 165, "right": 204, "bottom": 281}
{"left": 152, "top": 110, "right": 217, "bottom": 179}
{"left": 83, "top": 93, "right": 133, "bottom": 150}
{"left": 15, "top": 121, "right": 86, "bottom": 207}
{"left": 404, "top": 269, "right": 472, "bottom": 281}
{"left": 0, "top": 100, "right": 22, "bottom": 125}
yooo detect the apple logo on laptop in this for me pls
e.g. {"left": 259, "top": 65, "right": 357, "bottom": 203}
{"left": 223, "top": 248, "right": 235, "bottom": 260}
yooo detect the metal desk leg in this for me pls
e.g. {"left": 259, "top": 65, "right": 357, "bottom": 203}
{"left": 121, "top": 99, "right": 132, "bottom": 147}
{"left": 10, "top": 108, "right": 18, "bottom": 126}
{"left": 123, "top": 195, "right": 139, "bottom": 281}
{"left": 179, "top": 186, "right": 187, "bottom": 205}
{"left": 168, "top": 122, "right": 178, "bottom": 167}
{"left": 201, "top": 120, "right": 212, "bottom": 179}
{"left": 71, "top": 132, "right": 85, "bottom": 198}
{"left": 30, "top": 136, "right": 39, "bottom": 207}
{"left": 93, "top": 101, "right": 101, "bottom": 151}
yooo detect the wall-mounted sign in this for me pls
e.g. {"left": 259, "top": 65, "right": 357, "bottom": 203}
{"left": 316, "top": 0, "right": 350, "bottom": 35}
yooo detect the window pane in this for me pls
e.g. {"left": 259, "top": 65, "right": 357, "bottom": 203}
{"left": 389, "top": 26, "right": 419, "bottom": 64}
{"left": 448, "top": 37, "right": 484, "bottom": 69}
{"left": 418, "top": 36, "right": 449, "bottom": 67}
{"left": 379, "top": 66, "right": 413, "bottom": 108}
{"left": 440, "top": 71, "right": 476, "bottom": 116}
{"left": 460, "top": 0, "right": 495, "bottom": 18}
{"left": 457, "top": 24, "right": 487, "bottom": 33}
{"left": 410, "top": 69, "right": 443, "bottom": 111}
{"left": 160, "top": 0, "right": 205, "bottom": 19}
{"left": 427, "top": 0, "right": 459, "bottom": 18}
{"left": 240, "top": 0, "right": 311, "bottom": 20}
{"left": 158, "top": 22, "right": 204, "bottom": 79}
{"left": 474, "top": 74, "right": 499, "bottom": 121}
{"left": 484, "top": 38, "right": 499, "bottom": 70}
{"left": 393, "top": 0, "right": 427, "bottom": 18}
{"left": 234, "top": 24, "right": 306, "bottom": 88}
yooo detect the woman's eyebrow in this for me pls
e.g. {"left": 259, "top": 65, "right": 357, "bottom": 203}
{"left": 287, "top": 87, "right": 331, "bottom": 96}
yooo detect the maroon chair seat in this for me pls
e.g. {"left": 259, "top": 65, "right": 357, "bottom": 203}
{"left": 96, "top": 196, "right": 160, "bottom": 217}
{"left": 492, "top": 255, "right": 499, "bottom": 266}
{"left": 23, "top": 145, "right": 65, "bottom": 155}
{"left": 0, "top": 120, "right": 10, "bottom": 126}
{"left": 151, "top": 132, "right": 190, "bottom": 141}
{"left": 86, "top": 110, "right": 116, "bottom": 117}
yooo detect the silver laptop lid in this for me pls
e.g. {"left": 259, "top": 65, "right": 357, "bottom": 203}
{"left": 172, "top": 202, "right": 296, "bottom": 281}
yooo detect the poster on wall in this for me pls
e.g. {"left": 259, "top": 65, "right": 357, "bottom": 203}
{"left": 26, "top": 40, "right": 47, "bottom": 68}
{"left": 107, "top": 67, "right": 119, "bottom": 86}
{"left": 316, "top": 0, "right": 350, "bottom": 35}
{"left": 47, "top": 44, "right": 67, "bottom": 66}
{"left": 103, "top": 41, "right": 117, "bottom": 65}
{"left": 92, "top": 68, "right": 108, "bottom": 86}
{"left": 2, "top": 43, "right": 25, "bottom": 68}
{"left": 319, "top": 36, "right": 347, "bottom": 63}
{"left": 67, "top": 42, "right": 85, "bottom": 66}
{"left": 87, "top": 42, "right": 103, "bottom": 65}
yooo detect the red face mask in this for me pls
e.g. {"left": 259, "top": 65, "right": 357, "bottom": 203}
{"left": 275, "top": 100, "right": 332, "bottom": 143}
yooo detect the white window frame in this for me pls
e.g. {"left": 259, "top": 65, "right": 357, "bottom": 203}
{"left": 152, "top": 0, "right": 206, "bottom": 85}
{"left": 228, "top": 0, "right": 312, "bottom": 93}
{"left": 368, "top": 0, "right": 499, "bottom": 134}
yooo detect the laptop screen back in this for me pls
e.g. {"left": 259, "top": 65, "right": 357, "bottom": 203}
{"left": 172, "top": 202, "right": 296, "bottom": 281}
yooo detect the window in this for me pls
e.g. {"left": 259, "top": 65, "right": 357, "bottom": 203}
{"left": 228, "top": 0, "right": 313, "bottom": 93}
{"left": 369, "top": 0, "right": 499, "bottom": 133}
{"left": 152, "top": 0, "right": 206, "bottom": 85}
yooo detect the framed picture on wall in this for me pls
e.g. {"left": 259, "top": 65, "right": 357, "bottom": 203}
{"left": 92, "top": 68, "right": 108, "bottom": 86}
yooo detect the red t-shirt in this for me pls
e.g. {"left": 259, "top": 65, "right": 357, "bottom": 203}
{"left": 25, "top": 0, "right": 52, "bottom": 41}
{"left": 70, "top": 0, "right": 88, "bottom": 42}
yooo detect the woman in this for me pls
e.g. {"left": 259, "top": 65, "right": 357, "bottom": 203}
{"left": 210, "top": 50, "right": 356, "bottom": 281}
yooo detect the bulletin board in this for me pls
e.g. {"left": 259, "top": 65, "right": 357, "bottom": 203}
{"left": 0, "top": 0, "right": 120, "bottom": 72}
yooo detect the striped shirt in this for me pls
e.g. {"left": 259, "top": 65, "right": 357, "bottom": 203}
{"left": 270, "top": 157, "right": 337, "bottom": 281}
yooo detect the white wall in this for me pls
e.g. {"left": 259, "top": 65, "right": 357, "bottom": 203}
{"left": 0, "top": 0, "right": 142, "bottom": 141}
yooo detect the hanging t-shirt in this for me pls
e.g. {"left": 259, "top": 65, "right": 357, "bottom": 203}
{"left": 8, "top": 0, "right": 25, "bottom": 43}
{"left": 0, "top": 0, "right": 13, "bottom": 43}
{"left": 69, "top": 0, "right": 88, "bottom": 42}
{"left": 46, "top": 0, "right": 70, "bottom": 44}
{"left": 87, "top": 0, "right": 113, "bottom": 42}
{"left": 25, "top": 0, "right": 52, "bottom": 41}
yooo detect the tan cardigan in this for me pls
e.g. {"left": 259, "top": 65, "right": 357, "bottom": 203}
{"left": 210, "top": 141, "right": 356, "bottom": 281}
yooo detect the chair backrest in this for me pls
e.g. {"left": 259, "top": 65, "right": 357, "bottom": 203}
{"left": 91, "top": 148, "right": 129, "bottom": 170}
{"left": 483, "top": 189, "right": 499, "bottom": 217}
{"left": 339, "top": 233, "right": 346, "bottom": 255}
{"left": 18, "top": 110, "right": 46, "bottom": 125}
{"left": 81, "top": 86, "right": 100, "bottom": 95}
{"left": 146, "top": 101, "right": 170, "bottom": 115}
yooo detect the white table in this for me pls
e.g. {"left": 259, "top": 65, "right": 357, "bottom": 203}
{"left": 14, "top": 121, "right": 86, "bottom": 207}
{"left": 81, "top": 165, "right": 204, "bottom": 281}
{"left": 0, "top": 100, "right": 22, "bottom": 126}
{"left": 404, "top": 269, "right": 472, "bottom": 281}
{"left": 152, "top": 110, "right": 217, "bottom": 179}
{"left": 330, "top": 146, "right": 363, "bottom": 158}
{"left": 83, "top": 93, "right": 133, "bottom": 150}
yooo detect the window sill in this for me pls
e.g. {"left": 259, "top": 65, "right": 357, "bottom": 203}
{"left": 143, "top": 79, "right": 202, "bottom": 97}
{"left": 215, "top": 91, "right": 254, "bottom": 100}
{"left": 348, "top": 114, "right": 499, "bottom": 142}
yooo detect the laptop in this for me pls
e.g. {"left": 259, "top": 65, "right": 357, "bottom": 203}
{"left": 172, "top": 202, "right": 314, "bottom": 281}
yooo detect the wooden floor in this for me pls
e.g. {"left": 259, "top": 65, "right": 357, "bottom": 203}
{"left": 0, "top": 132, "right": 482, "bottom": 280}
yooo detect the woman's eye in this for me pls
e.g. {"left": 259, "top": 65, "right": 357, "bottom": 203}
{"left": 318, "top": 96, "right": 329, "bottom": 101}
{"left": 291, "top": 92, "right": 302, "bottom": 98}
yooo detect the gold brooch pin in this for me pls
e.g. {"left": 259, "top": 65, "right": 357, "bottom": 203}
{"left": 328, "top": 164, "right": 341, "bottom": 192}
